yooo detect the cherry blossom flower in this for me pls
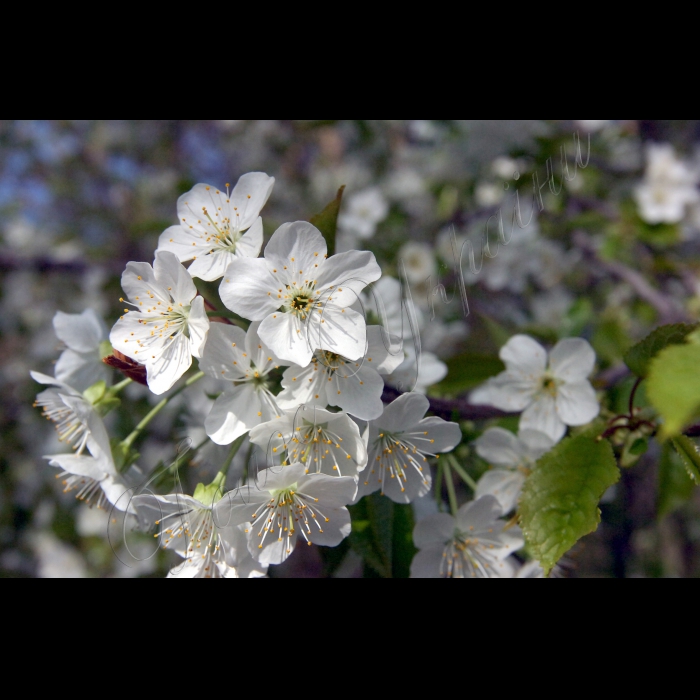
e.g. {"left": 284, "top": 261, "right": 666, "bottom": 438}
{"left": 356, "top": 392, "right": 462, "bottom": 504}
{"left": 474, "top": 427, "right": 555, "bottom": 513}
{"left": 276, "top": 326, "right": 403, "bottom": 420}
{"left": 110, "top": 251, "right": 210, "bottom": 395}
{"left": 220, "top": 221, "right": 381, "bottom": 366}
{"left": 134, "top": 489, "right": 267, "bottom": 579}
{"left": 635, "top": 143, "right": 699, "bottom": 224}
{"left": 470, "top": 335, "right": 599, "bottom": 442}
{"left": 199, "top": 322, "right": 286, "bottom": 445}
{"left": 53, "top": 309, "right": 111, "bottom": 392}
{"left": 156, "top": 173, "right": 274, "bottom": 281}
{"left": 33, "top": 373, "right": 130, "bottom": 510}
{"left": 337, "top": 187, "right": 389, "bottom": 241}
{"left": 249, "top": 405, "right": 367, "bottom": 480}
{"left": 221, "top": 463, "right": 357, "bottom": 566}
{"left": 410, "top": 496, "right": 523, "bottom": 578}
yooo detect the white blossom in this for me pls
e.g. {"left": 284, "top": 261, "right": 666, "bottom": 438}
{"left": 635, "top": 143, "right": 699, "bottom": 224}
{"left": 383, "top": 346, "right": 448, "bottom": 395}
{"left": 156, "top": 173, "right": 274, "bottom": 281}
{"left": 53, "top": 309, "right": 111, "bottom": 392}
{"left": 199, "top": 322, "right": 286, "bottom": 445}
{"left": 398, "top": 241, "right": 437, "bottom": 286}
{"left": 410, "top": 496, "right": 523, "bottom": 578}
{"left": 109, "top": 251, "right": 210, "bottom": 395}
{"left": 249, "top": 405, "right": 367, "bottom": 480}
{"left": 356, "top": 392, "right": 462, "bottom": 504}
{"left": 133, "top": 490, "right": 267, "bottom": 579}
{"left": 220, "top": 221, "right": 381, "bottom": 366}
{"left": 337, "top": 187, "right": 389, "bottom": 240}
{"left": 474, "top": 427, "right": 555, "bottom": 513}
{"left": 33, "top": 373, "right": 130, "bottom": 510}
{"left": 276, "top": 326, "right": 403, "bottom": 420}
{"left": 222, "top": 463, "right": 357, "bottom": 565}
{"left": 470, "top": 335, "right": 600, "bottom": 442}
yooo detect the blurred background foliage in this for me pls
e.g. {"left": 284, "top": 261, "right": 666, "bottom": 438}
{"left": 2, "top": 119, "right": 700, "bottom": 577}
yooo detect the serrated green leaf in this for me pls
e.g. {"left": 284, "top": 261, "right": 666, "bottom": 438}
{"left": 658, "top": 445, "right": 695, "bottom": 519}
{"left": 518, "top": 427, "right": 620, "bottom": 576}
{"left": 671, "top": 435, "right": 700, "bottom": 485}
{"left": 647, "top": 343, "right": 700, "bottom": 439}
{"left": 309, "top": 186, "right": 345, "bottom": 258}
{"left": 624, "top": 323, "right": 699, "bottom": 378}
{"left": 433, "top": 354, "right": 505, "bottom": 395}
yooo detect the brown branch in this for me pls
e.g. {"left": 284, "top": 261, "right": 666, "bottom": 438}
{"left": 574, "top": 231, "right": 690, "bottom": 324}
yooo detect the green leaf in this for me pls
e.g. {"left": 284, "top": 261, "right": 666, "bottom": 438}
{"left": 647, "top": 343, "right": 700, "bottom": 439}
{"left": 629, "top": 438, "right": 649, "bottom": 457}
{"left": 624, "top": 323, "right": 698, "bottom": 378}
{"left": 671, "top": 435, "right": 700, "bottom": 485}
{"left": 309, "top": 185, "right": 345, "bottom": 258}
{"left": 433, "top": 354, "right": 505, "bottom": 395}
{"left": 518, "top": 427, "right": 620, "bottom": 576}
{"left": 658, "top": 444, "right": 695, "bottom": 519}
{"left": 348, "top": 495, "right": 416, "bottom": 578}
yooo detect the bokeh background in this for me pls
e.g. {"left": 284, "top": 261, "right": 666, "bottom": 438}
{"left": 3, "top": 119, "right": 700, "bottom": 577}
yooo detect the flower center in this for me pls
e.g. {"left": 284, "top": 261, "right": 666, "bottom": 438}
{"left": 250, "top": 486, "right": 329, "bottom": 554}
{"left": 541, "top": 374, "right": 560, "bottom": 397}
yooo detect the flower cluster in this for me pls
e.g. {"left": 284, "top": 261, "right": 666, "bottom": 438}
{"left": 30, "top": 170, "right": 604, "bottom": 579}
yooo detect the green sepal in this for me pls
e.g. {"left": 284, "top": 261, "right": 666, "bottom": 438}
{"left": 82, "top": 380, "right": 107, "bottom": 405}
{"left": 670, "top": 435, "right": 700, "bottom": 486}
{"left": 111, "top": 439, "right": 140, "bottom": 474}
{"left": 647, "top": 342, "right": 700, "bottom": 439}
{"left": 193, "top": 474, "right": 226, "bottom": 507}
{"left": 624, "top": 323, "right": 698, "bottom": 378}
{"left": 95, "top": 398, "right": 120, "bottom": 418}
{"left": 99, "top": 340, "right": 114, "bottom": 360}
{"left": 309, "top": 186, "right": 345, "bottom": 258}
{"left": 518, "top": 425, "right": 620, "bottom": 576}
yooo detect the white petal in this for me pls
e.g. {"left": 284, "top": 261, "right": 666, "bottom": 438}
{"left": 188, "top": 250, "right": 234, "bottom": 281}
{"left": 413, "top": 513, "right": 455, "bottom": 548}
{"left": 410, "top": 546, "right": 446, "bottom": 578}
{"left": 378, "top": 392, "right": 430, "bottom": 433}
{"left": 518, "top": 429, "right": 557, "bottom": 460}
{"left": 470, "top": 372, "right": 538, "bottom": 411}
{"left": 259, "top": 312, "right": 314, "bottom": 367}
{"left": 146, "top": 334, "right": 193, "bottom": 395}
{"left": 219, "top": 258, "right": 280, "bottom": 321}
{"left": 329, "top": 364, "right": 385, "bottom": 421}
{"left": 121, "top": 261, "right": 169, "bottom": 304}
{"left": 154, "top": 251, "right": 197, "bottom": 304}
{"left": 53, "top": 309, "right": 105, "bottom": 352}
{"left": 205, "top": 385, "right": 261, "bottom": 444}
{"left": 520, "top": 395, "right": 566, "bottom": 442}
{"left": 555, "top": 381, "right": 600, "bottom": 426}
{"left": 199, "top": 322, "right": 249, "bottom": 381}
{"left": 366, "top": 326, "right": 404, "bottom": 374}
{"left": 474, "top": 427, "right": 524, "bottom": 467}
{"left": 245, "top": 320, "right": 282, "bottom": 374}
{"left": 549, "top": 338, "right": 596, "bottom": 381}
{"left": 55, "top": 350, "right": 110, "bottom": 393}
{"left": 499, "top": 334, "right": 547, "bottom": 376}
{"left": 309, "top": 305, "right": 368, "bottom": 362}
{"left": 316, "top": 250, "right": 382, "bottom": 307}
{"left": 228, "top": 173, "right": 275, "bottom": 231}
{"left": 188, "top": 296, "right": 210, "bottom": 358}
{"left": 416, "top": 417, "right": 462, "bottom": 453}
{"left": 156, "top": 224, "right": 205, "bottom": 263}
{"left": 455, "top": 495, "right": 504, "bottom": 530}
{"left": 277, "top": 363, "right": 324, "bottom": 408}
{"left": 264, "top": 221, "right": 327, "bottom": 275}
{"left": 475, "top": 470, "right": 526, "bottom": 514}
{"left": 235, "top": 216, "right": 264, "bottom": 258}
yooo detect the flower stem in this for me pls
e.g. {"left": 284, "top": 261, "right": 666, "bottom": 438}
{"left": 447, "top": 454, "right": 478, "bottom": 492}
{"left": 443, "top": 461, "right": 459, "bottom": 517}
{"left": 108, "top": 378, "right": 133, "bottom": 395}
{"left": 211, "top": 435, "right": 247, "bottom": 495}
{"left": 434, "top": 462, "right": 444, "bottom": 506}
{"left": 122, "top": 371, "right": 205, "bottom": 449}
